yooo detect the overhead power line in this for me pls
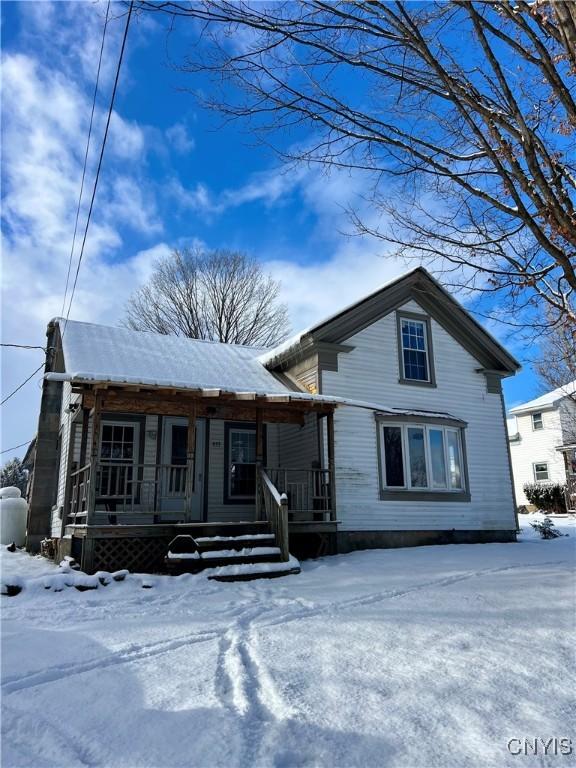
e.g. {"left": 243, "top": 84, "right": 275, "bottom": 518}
{"left": 0, "top": 344, "right": 46, "bottom": 351}
{"left": 60, "top": 0, "right": 112, "bottom": 319}
{"left": 0, "top": 440, "right": 33, "bottom": 456}
{"left": 1, "top": 363, "right": 46, "bottom": 407}
{"left": 63, "top": 0, "right": 134, "bottom": 329}
{"left": 0, "top": 3, "right": 133, "bottom": 417}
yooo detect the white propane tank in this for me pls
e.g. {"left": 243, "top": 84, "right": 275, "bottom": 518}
{"left": 0, "top": 487, "right": 28, "bottom": 547}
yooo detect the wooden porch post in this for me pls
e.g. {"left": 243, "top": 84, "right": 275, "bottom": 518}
{"left": 79, "top": 407, "right": 89, "bottom": 467}
{"left": 86, "top": 391, "right": 102, "bottom": 527}
{"left": 60, "top": 420, "right": 77, "bottom": 539}
{"left": 184, "top": 403, "right": 197, "bottom": 522}
{"left": 255, "top": 408, "right": 263, "bottom": 521}
{"left": 326, "top": 410, "right": 337, "bottom": 521}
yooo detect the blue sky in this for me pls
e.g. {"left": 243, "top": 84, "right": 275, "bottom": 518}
{"left": 1, "top": 1, "right": 542, "bottom": 460}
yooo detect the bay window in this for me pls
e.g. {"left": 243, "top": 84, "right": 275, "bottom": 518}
{"left": 378, "top": 417, "right": 469, "bottom": 500}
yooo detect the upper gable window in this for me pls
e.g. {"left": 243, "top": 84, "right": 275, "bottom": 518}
{"left": 531, "top": 412, "right": 543, "bottom": 430}
{"left": 397, "top": 313, "right": 436, "bottom": 387}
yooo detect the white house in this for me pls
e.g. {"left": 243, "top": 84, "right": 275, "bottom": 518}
{"left": 507, "top": 381, "right": 576, "bottom": 508}
{"left": 26, "top": 267, "right": 520, "bottom": 576}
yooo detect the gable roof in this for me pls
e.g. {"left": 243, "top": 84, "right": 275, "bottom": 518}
{"left": 509, "top": 380, "right": 576, "bottom": 414}
{"left": 260, "top": 267, "right": 520, "bottom": 374}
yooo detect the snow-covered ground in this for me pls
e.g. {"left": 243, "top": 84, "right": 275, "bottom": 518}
{"left": 2, "top": 516, "right": 575, "bottom": 768}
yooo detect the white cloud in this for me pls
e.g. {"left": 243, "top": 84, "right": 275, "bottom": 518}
{"left": 165, "top": 122, "right": 195, "bottom": 154}
{"left": 0, "top": 35, "right": 165, "bottom": 454}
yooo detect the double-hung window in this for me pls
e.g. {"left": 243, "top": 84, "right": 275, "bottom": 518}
{"left": 531, "top": 412, "right": 543, "bottom": 430}
{"left": 398, "top": 313, "right": 435, "bottom": 385}
{"left": 98, "top": 422, "right": 138, "bottom": 499}
{"left": 533, "top": 462, "right": 549, "bottom": 482}
{"left": 379, "top": 420, "right": 468, "bottom": 499}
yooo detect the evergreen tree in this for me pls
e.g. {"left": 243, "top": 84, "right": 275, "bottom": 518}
{"left": 1, "top": 457, "right": 28, "bottom": 495}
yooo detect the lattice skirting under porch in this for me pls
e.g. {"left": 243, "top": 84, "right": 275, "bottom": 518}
{"left": 84, "top": 536, "right": 172, "bottom": 574}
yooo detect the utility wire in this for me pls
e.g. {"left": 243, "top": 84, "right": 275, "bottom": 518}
{"left": 1, "top": 3, "right": 133, "bottom": 415}
{"left": 63, "top": 0, "right": 134, "bottom": 330}
{"left": 60, "top": 0, "right": 111, "bottom": 319}
{"left": 0, "top": 344, "right": 46, "bottom": 351}
{"left": 1, "top": 363, "right": 45, "bottom": 407}
{"left": 1, "top": 440, "right": 33, "bottom": 456}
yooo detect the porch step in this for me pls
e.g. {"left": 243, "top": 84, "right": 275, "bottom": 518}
{"left": 175, "top": 522, "right": 272, "bottom": 539}
{"left": 164, "top": 531, "right": 299, "bottom": 580}
{"left": 207, "top": 555, "right": 302, "bottom": 582}
{"left": 195, "top": 534, "right": 276, "bottom": 552}
{"left": 167, "top": 546, "right": 282, "bottom": 571}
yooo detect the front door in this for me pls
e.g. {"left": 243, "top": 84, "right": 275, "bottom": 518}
{"left": 159, "top": 417, "right": 205, "bottom": 520}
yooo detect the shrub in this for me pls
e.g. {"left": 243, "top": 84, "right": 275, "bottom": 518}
{"left": 530, "top": 516, "right": 565, "bottom": 539}
{"left": 523, "top": 483, "right": 567, "bottom": 514}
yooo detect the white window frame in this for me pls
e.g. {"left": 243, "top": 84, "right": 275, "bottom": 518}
{"left": 380, "top": 422, "right": 465, "bottom": 493}
{"left": 400, "top": 317, "right": 431, "bottom": 383}
{"left": 99, "top": 420, "right": 140, "bottom": 465}
{"left": 227, "top": 427, "right": 257, "bottom": 500}
{"left": 531, "top": 412, "right": 544, "bottom": 430}
{"left": 533, "top": 461, "right": 549, "bottom": 482}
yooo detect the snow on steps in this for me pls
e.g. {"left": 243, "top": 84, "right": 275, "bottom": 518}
{"left": 165, "top": 531, "right": 299, "bottom": 580}
{"left": 206, "top": 555, "right": 301, "bottom": 582}
{"left": 168, "top": 546, "right": 281, "bottom": 560}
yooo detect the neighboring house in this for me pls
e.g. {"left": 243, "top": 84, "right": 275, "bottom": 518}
{"left": 26, "top": 267, "right": 520, "bottom": 575}
{"left": 507, "top": 381, "right": 576, "bottom": 511}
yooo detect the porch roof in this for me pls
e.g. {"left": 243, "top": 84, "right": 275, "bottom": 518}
{"left": 47, "top": 318, "right": 350, "bottom": 411}
{"left": 47, "top": 318, "right": 306, "bottom": 398}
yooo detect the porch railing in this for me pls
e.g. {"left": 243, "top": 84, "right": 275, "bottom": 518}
{"left": 258, "top": 467, "right": 289, "bottom": 561}
{"left": 68, "top": 461, "right": 190, "bottom": 521}
{"left": 68, "top": 461, "right": 335, "bottom": 525}
{"left": 265, "top": 467, "right": 334, "bottom": 521}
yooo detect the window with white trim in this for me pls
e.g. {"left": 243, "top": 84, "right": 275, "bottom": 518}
{"left": 400, "top": 317, "right": 430, "bottom": 382}
{"left": 533, "top": 462, "right": 549, "bottom": 482}
{"left": 531, "top": 412, "right": 543, "bottom": 430}
{"left": 380, "top": 423, "right": 465, "bottom": 492}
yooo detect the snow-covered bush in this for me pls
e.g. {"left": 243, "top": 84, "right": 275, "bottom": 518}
{"left": 523, "top": 483, "right": 567, "bottom": 514}
{"left": 530, "top": 517, "right": 565, "bottom": 539}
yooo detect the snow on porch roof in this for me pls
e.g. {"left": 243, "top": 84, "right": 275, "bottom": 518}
{"left": 47, "top": 318, "right": 303, "bottom": 397}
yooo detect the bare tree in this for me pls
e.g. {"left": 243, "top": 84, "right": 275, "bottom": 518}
{"left": 535, "top": 312, "right": 576, "bottom": 393}
{"left": 125, "top": 248, "right": 290, "bottom": 347}
{"left": 136, "top": 0, "right": 576, "bottom": 328}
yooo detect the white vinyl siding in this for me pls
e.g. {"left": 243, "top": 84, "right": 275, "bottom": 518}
{"left": 321, "top": 299, "right": 516, "bottom": 531}
{"left": 508, "top": 408, "right": 566, "bottom": 505}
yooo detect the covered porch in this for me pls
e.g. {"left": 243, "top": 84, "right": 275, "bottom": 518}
{"left": 61, "top": 382, "right": 339, "bottom": 572}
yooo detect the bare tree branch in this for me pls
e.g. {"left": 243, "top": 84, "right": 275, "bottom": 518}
{"left": 124, "top": 247, "right": 291, "bottom": 347}
{"left": 134, "top": 0, "right": 576, "bottom": 328}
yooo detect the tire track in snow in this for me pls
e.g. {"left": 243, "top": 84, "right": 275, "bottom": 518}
{"left": 2, "top": 628, "right": 220, "bottom": 695}
{"left": 212, "top": 600, "right": 294, "bottom": 767}
{"left": 257, "top": 559, "right": 573, "bottom": 631}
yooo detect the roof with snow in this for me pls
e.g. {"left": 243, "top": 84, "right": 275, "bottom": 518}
{"left": 49, "top": 319, "right": 294, "bottom": 396}
{"left": 509, "top": 380, "right": 576, "bottom": 414}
